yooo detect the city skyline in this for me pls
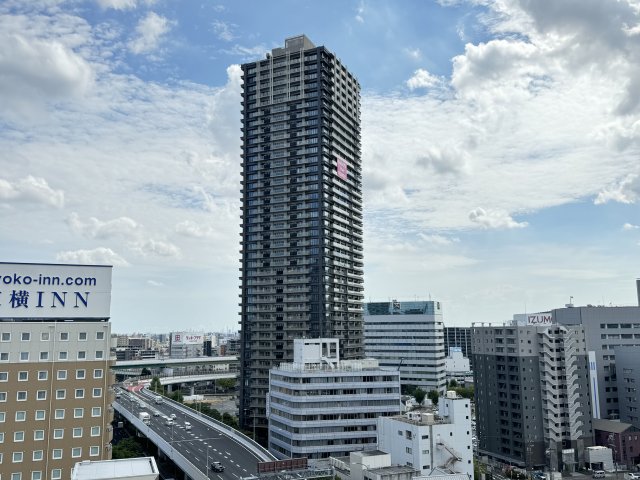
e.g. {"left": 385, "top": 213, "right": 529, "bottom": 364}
{"left": 1, "top": 0, "right": 640, "bottom": 333}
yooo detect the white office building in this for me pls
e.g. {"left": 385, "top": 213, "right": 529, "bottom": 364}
{"left": 444, "top": 347, "right": 472, "bottom": 385}
{"left": 377, "top": 391, "right": 474, "bottom": 478}
{"left": 364, "top": 300, "right": 446, "bottom": 393}
{"left": 268, "top": 338, "right": 402, "bottom": 459}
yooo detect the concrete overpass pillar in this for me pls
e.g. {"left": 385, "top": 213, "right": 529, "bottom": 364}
{"left": 190, "top": 386, "right": 195, "bottom": 396}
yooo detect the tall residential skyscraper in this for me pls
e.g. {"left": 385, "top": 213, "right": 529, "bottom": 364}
{"left": 238, "top": 35, "right": 364, "bottom": 438}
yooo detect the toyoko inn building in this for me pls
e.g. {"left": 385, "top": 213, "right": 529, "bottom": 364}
{"left": 0, "top": 262, "right": 115, "bottom": 480}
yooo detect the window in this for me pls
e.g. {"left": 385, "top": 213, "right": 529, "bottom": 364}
{"left": 1, "top": 332, "right": 9, "bottom": 341}
{"left": 11, "top": 473, "right": 21, "bottom": 480}
{"left": 15, "top": 411, "right": 26, "bottom": 421}
{"left": 21, "top": 332, "right": 30, "bottom": 341}
{"left": 91, "top": 406, "right": 101, "bottom": 417}
{"left": 35, "top": 410, "right": 45, "bottom": 420}
{"left": 73, "top": 427, "right": 83, "bottom": 438}
{"left": 56, "top": 389, "right": 65, "bottom": 400}
{"left": 19, "top": 352, "right": 29, "bottom": 361}
{"left": 17, "top": 391, "right": 27, "bottom": 401}
{"left": 77, "top": 351, "right": 86, "bottom": 360}
{"left": 95, "top": 350, "right": 104, "bottom": 359}
{"left": 0, "top": 372, "right": 6, "bottom": 381}
{"left": 58, "top": 351, "right": 67, "bottom": 360}
{"left": 57, "top": 370, "right": 67, "bottom": 380}
{"left": 53, "top": 429, "right": 63, "bottom": 439}
{"left": 32, "top": 472, "right": 42, "bottom": 480}
{"left": 37, "top": 390, "right": 46, "bottom": 400}
{"left": 0, "top": 432, "right": 4, "bottom": 442}
{"left": 96, "top": 331, "right": 105, "bottom": 340}
{"left": 54, "top": 409, "right": 64, "bottom": 419}
{"left": 79, "top": 332, "right": 87, "bottom": 341}
{"left": 94, "top": 369, "right": 103, "bottom": 379}
{"left": 89, "top": 445, "right": 99, "bottom": 456}
{"left": 33, "top": 450, "right": 43, "bottom": 461}
{"left": 39, "top": 351, "right": 49, "bottom": 360}
{"left": 34, "top": 430, "right": 45, "bottom": 441}
{"left": 41, "top": 332, "right": 49, "bottom": 341}
{"left": 18, "top": 371, "right": 27, "bottom": 381}
{"left": 13, "top": 451, "right": 24, "bottom": 462}
{"left": 0, "top": 353, "right": 8, "bottom": 361}
{"left": 92, "top": 388, "right": 102, "bottom": 398}
{"left": 52, "top": 449, "right": 62, "bottom": 459}
{"left": 59, "top": 332, "right": 68, "bottom": 341}
{"left": 76, "top": 369, "right": 85, "bottom": 379}
{"left": 71, "top": 447, "right": 81, "bottom": 457}
{"left": 52, "top": 469, "right": 62, "bottom": 480}
{"left": 38, "top": 371, "right": 47, "bottom": 380}
{"left": 90, "top": 426, "right": 100, "bottom": 436}
{"left": 14, "top": 431, "right": 25, "bottom": 442}
{"left": 0, "top": 412, "right": 5, "bottom": 422}
{"left": 74, "top": 408, "right": 84, "bottom": 418}
{"left": 0, "top": 392, "right": 6, "bottom": 402}
{"left": 75, "top": 389, "right": 84, "bottom": 399}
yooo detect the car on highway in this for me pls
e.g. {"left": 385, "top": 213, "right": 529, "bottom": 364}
{"left": 184, "top": 421, "right": 191, "bottom": 431}
{"left": 211, "top": 462, "right": 224, "bottom": 472}
{"left": 165, "top": 418, "right": 174, "bottom": 426}
{"left": 153, "top": 410, "right": 161, "bottom": 416}
{"left": 593, "top": 471, "right": 605, "bottom": 478}
{"left": 170, "top": 413, "right": 176, "bottom": 419}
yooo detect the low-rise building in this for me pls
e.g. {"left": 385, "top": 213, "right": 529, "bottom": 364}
{"left": 377, "top": 391, "right": 473, "bottom": 478}
{"left": 71, "top": 457, "right": 159, "bottom": 480}
{"left": 268, "top": 338, "right": 402, "bottom": 459}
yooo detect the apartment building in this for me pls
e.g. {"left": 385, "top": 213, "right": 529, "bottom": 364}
{"left": 267, "top": 338, "right": 401, "bottom": 459}
{"left": 0, "top": 262, "right": 115, "bottom": 480}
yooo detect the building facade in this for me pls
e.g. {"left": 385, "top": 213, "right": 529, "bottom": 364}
{"left": 377, "top": 392, "right": 474, "bottom": 478}
{"left": 169, "top": 332, "right": 204, "bottom": 359}
{"left": 443, "top": 327, "right": 472, "bottom": 371}
{"left": 0, "top": 262, "right": 115, "bottom": 480}
{"left": 364, "top": 300, "right": 446, "bottom": 393}
{"left": 472, "top": 321, "right": 594, "bottom": 471}
{"left": 614, "top": 347, "right": 640, "bottom": 428}
{"left": 267, "top": 339, "right": 401, "bottom": 459}
{"left": 239, "top": 35, "right": 364, "bottom": 438}
{"left": 444, "top": 347, "right": 472, "bottom": 385}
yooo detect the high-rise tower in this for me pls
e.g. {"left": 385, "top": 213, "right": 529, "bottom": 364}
{"left": 238, "top": 35, "right": 363, "bottom": 440}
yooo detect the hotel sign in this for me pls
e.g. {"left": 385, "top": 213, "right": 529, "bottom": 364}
{"left": 527, "top": 313, "right": 553, "bottom": 325}
{"left": 0, "top": 262, "right": 112, "bottom": 319}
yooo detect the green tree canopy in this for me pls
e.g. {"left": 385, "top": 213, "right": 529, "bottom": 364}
{"left": 112, "top": 438, "right": 143, "bottom": 459}
{"left": 217, "top": 378, "right": 236, "bottom": 390}
{"left": 413, "top": 387, "right": 427, "bottom": 405}
{"left": 427, "top": 389, "right": 439, "bottom": 406}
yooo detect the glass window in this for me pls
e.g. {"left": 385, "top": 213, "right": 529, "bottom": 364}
{"left": 71, "top": 447, "right": 81, "bottom": 457}
{"left": 34, "top": 430, "right": 45, "bottom": 441}
{"left": 41, "top": 332, "right": 49, "bottom": 341}
{"left": 76, "top": 369, "right": 85, "bottom": 379}
{"left": 92, "top": 388, "right": 102, "bottom": 397}
{"left": 59, "top": 332, "right": 68, "bottom": 341}
{"left": 52, "top": 469, "right": 62, "bottom": 480}
{"left": 79, "top": 332, "right": 87, "bottom": 341}
{"left": 72, "top": 427, "right": 83, "bottom": 438}
{"left": 18, "top": 371, "right": 27, "bottom": 381}
{"left": 91, "top": 406, "right": 101, "bottom": 417}
{"left": 0, "top": 432, "right": 4, "bottom": 442}
{"left": 52, "top": 449, "right": 62, "bottom": 459}
{"left": 15, "top": 411, "right": 26, "bottom": 421}
{"left": 39, "top": 351, "right": 49, "bottom": 360}
{"left": 35, "top": 410, "right": 45, "bottom": 420}
{"left": 74, "top": 408, "right": 84, "bottom": 418}
{"left": 21, "top": 332, "right": 30, "bottom": 341}
{"left": 14, "top": 431, "right": 25, "bottom": 442}
{"left": 38, "top": 371, "right": 47, "bottom": 380}
{"left": 19, "top": 352, "right": 29, "bottom": 361}
{"left": 17, "top": 391, "right": 27, "bottom": 401}
{"left": 94, "top": 369, "right": 103, "bottom": 379}
{"left": 13, "top": 451, "right": 23, "bottom": 462}
{"left": 0, "top": 392, "right": 6, "bottom": 402}
{"left": 75, "top": 389, "right": 84, "bottom": 399}
{"left": 37, "top": 390, "right": 46, "bottom": 400}
{"left": 0, "top": 332, "right": 9, "bottom": 341}
{"left": 57, "top": 370, "right": 67, "bottom": 380}
{"left": 11, "top": 473, "right": 21, "bottom": 480}
{"left": 55, "top": 389, "right": 65, "bottom": 399}
{"left": 89, "top": 446, "right": 99, "bottom": 456}
{"left": 53, "top": 429, "right": 63, "bottom": 439}
{"left": 90, "top": 426, "right": 100, "bottom": 436}
{"left": 77, "top": 351, "right": 86, "bottom": 360}
{"left": 0, "top": 411, "right": 6, "bottom": 422}
{"left": 54, "top": 409, "right": 64, "bottom": 419}
{"left": 0, "top": 353, "right": 8, "bottom": 361}
{"left": 95, "top": 350, "right": 104, "bottom": 359}
{"left": 96, "top": 331, "right": 105, "bottom": 340}
{"left": 58, "top": 351, "right": 67, "bottom": 360}
{"left": 33, "top": 450, "right": 43, "bottom": 461}
{"left": 32, "top": 472, "right": 43, "bottom": 480}
{"left": 0, "top": 372, "right": 6, "bottom": 381}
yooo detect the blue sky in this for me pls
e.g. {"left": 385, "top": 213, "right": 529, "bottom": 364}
{"left": 1, "top": 0, "right": 639, "bottom": 333}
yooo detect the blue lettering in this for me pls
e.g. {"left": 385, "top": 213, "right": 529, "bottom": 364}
{"left": 51, "top": 291, "right": 66, "bottom": 308}
{"left": 36, "top": 291, "right": 44, "bottom": 308}
{"left": 74, "top": 292, "right": 89, "bottom": 308}
{"left": 23, "top": 276, "right": 31, "bottom": 285}
{"left": 12, "top": 274, "right": 21, "bottom": 285}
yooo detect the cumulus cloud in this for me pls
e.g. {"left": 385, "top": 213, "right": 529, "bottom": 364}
{"left": 0, "top": 176, "right": 64, "bottom": 208}
{"left": 416, "top": 145, "right": 471, "bottom": 175}
{"left": 56, "top": 247, "right": 129, "bottom": 266}
{"left": 128, "top": 12, "right": 172, "bottom": 55}
{"left": 130, "top": 239, "right": 181, "bottom": 258}
{"left": 406, "top": 68, "right": 441, "bottom": 90}
{"left": 67, "top": 212, "right": 139, "bottom": 239}
{"left": 96, "top": 0, "right": 156, "bottom": 9}
{"left": 212, "top": 20, "right": 235, "bottom": 41}
{"left": 468, "top": 208, "right": 528, "bottom": 229}
{"left": 594, "top": 174, "right": 640, "bottom": 204}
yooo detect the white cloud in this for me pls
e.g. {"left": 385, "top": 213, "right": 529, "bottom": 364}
{"left": 56, "top": 247, "right": 129, "bottom": 266}
{"left": 128, "top": 12, "right": 172, "bottom": 55}
{"left": 595, "top": 174, "right": 640, "bottom": 204}
{"left": 212, "top": 20, "right": 235, "bottom": 42}
{"left": 0, "top": 176, "right": 64, "bottom": 208}
{"left": 130, "top": 239, "right": 181, "bottom": 258}
{"left": 96, "top": 0, "right": 156, "bottom": 9}
{"left": 418, "top": 233, "right": 459, "bottom": 246}
{"left": 67, "top": 212, "right": 139, "bottom": 239}
{"left": 147, "top": 279, "right": 164, "bottom": 287}
{"left": 468, "top": 208, "right": 528, "bottom": 229}
{"left": 404, "top": 47, "right": 422, "bottom": 60}
{"left": 175, "top": 220, "right": 216, "bottom": 239}
{"left": 406, "top": 68, "right": 440, "bottom": 89}
{"left": 223, "top": 44, "right": 268, "bottom": 59}
{"left": 623, "top": 223, "right": 639, "bottom": 230}
{"left": 355, "top": 1, "right": 365, "bottom": 23}
{"left": 416, "top": 145, "right": 471, "bottom": 175}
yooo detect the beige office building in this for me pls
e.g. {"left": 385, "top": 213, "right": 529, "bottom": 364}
{"left": 0, "top": 262, "right": 115, "bottom": 480}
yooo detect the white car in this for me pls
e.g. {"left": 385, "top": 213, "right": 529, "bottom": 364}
{"left": 153, "top": 410, "right": 160, "bottom": 417}
{"left": 170, "top": 413, "right": 176, "bottom": 419}
{"left": 184, "top": 421, "right": 192, "bottom": 431}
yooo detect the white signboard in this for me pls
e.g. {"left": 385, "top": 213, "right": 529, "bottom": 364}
{"left": 0, "top": 262, "right": 112, "bottom": 319}
{"left": 526, "top": 313, "right": 553, "bottom": 325}
{"left": 172, "top": 333, "right": 204, "bottom": 345}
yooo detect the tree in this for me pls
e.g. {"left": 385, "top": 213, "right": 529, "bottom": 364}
{"left": 448, "top": 379, "right": 458, "bottom": 388}
{"left": 427, "top": 390, "right": 439, "bottom": 406}
{"left": 413, "top": 387, "right": 427, "bottom": 405}
{"left": 112, "top": 438, "right": 143, "bottom": 459}
{"left": 170, "top": 390, "right": 184, "bottom": 403}
{"left": 141, "top": 367, "right": 152, "bottom": 376}
{"left": 222, "top": 412, "right": 239, "bottom": 429}
{"left": 454, "top": 386, "right": 474, "bottom": 399}
{"left": 217, "top": 378, "right": 236, "bottom": 391}
{"left": 150, "top": 376, "right": 163, "bottom": 394}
